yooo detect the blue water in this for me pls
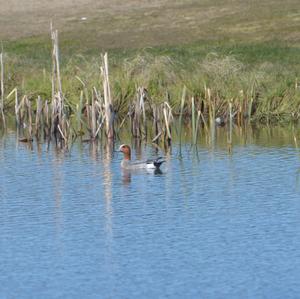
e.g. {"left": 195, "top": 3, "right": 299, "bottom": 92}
{"left": 1, "top": 131, "right": 300, "bottom": 298}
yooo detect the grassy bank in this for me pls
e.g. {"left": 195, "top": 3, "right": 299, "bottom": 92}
{"left": 2, "top": 37, "right": 300, "bottom": 122}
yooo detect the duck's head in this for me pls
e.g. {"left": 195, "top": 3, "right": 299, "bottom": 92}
{"left": 118, "top": 144, "right": 131, "bottom": 160}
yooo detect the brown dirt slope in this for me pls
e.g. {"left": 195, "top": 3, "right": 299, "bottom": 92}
{"left": 0, "top": 0, "right": 300, "bottom": 48}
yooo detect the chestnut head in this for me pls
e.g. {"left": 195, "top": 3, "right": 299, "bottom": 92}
{"left": 118, "top": 144, "right": 131, "bottom": 160}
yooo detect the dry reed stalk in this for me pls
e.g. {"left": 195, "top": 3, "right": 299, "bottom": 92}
{"left": 131, "top": 87, "right": 147, "bottom": 139}
{"left": 227, "top": 100, "right": 233, "bottom": 153}
{"left": 140, "top": 87, "right": 147, "bottom": 138}
{"left": 94, "top": 115, "right": 105, "bottom": 139}
{"left": 91, "top": 91, "right": 97, "bottom": 139}
{"left": 248, "top": 97, "right": 253, "bottom": 123}
{"left": 51, "top": 93, "right": 67, "bottom": 144}
{"left": 15, "top": 89, "right": 19, "bottom": 126}
{"left": 44, "top": 100, "right": 50, "bottom": 136}
{"left": 85, "top": 103, "right": 91, "bottom": 133}
{"left": 93, "top": 87, "right": 104, "bottom": 116}
{"left": 82, "top": 86, "right": 105, "bottom": 140}
{"left": 190, "top": 97, "right": 201, "bottom": 145}
{"left": 57, "top": 124, "right": 67, "bottom": 143}
{"left": 118, "top": 113, "right": 129, "bottom": 131}
{"left": 131, "top": 91, "right": 141, "bottom": 138}
{"left": 6, "top": 87, "right": 19, "bottom": 126}
{"left": 0, "top": 52, "right": 5, "bottom": 128}
{"left": 76, "top": 90, "right": 84, "bottom": 133}
{"left": 162, "top": 101, "right": 173, "bottom": 146}
{"left": 17, "top": 95, "right": 26, "bottom": 126}
{"left": 237, "top": 90, "right": 244, "bottom": 126}
{"left": 293, "top": 134, "right": 298, "bottom": 149}
{"left": 85, "top": 92, "right": 91, "bottom": 130}
{"left": 27, "top": 98, "right": 33, "bottom": 140}
{"left": 152, "top": 105, "right": 162, "bottom": 143}
{"left": 101, "top": 53, "right": 114, "bottom": 139}
{"left": 206, "top": 87, "right": 215, "bottom": 144}
{"left": 93, "top": 87, "right": 106, "bottom": 138}
{"left": 194, "top": 110, "right": 201, "bottom": 145}
{"left": 248, "top": 80, "right": 256, "bottom": 124}
{"left": 178, "top": 86, "right": 186, "bottom": 148}
{"left": 35, "top": 96, "right": 43, "bottom": 139}
{"left": 208, "top": 89, "right": 215, "bottom": 124}
{"left": 50, "top": 24, "right": 62, "bottom": 98}
{"left": 191, "top": 97, "right": 196, "bottom": 144}
{"left": 199, "top": 110, "right": 209, "bottom": 134}
{"left": 22, "top": 96, "right": 33, "bottom": 141}
{"left": 50, "top": 95, "right": 57, "bottom": 136}
{"left": 75, "top": 76, "right": 91, "bottom": 134}
{"left": 59, "top": 94, "right": 70, "bottom": 146}
{"left": 50, "top": 24, "right": 71, "bottom": 147}
{"left": 152, "top": 131, "right": 162, "bottom": 143}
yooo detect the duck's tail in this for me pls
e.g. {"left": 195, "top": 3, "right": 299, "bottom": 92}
{"left": 153, "top": 157, "right": 165, "bottom": 169}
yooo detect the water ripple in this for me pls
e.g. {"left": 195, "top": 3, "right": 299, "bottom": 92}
{"left": 0, "top": 133, "right": 300, "bottom": 298}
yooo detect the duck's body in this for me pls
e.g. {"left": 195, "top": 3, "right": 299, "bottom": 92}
{"left": 120, "top": 157, "right": 165, "bottom": 170}
{"left": 118, "top": 144, "right": 165, "bottom": 170}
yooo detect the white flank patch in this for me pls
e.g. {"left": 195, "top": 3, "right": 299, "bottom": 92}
{"left": 146, "top": 163, "right": 156, "bottom": 169}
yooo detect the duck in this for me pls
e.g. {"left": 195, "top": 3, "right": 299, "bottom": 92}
{"left": 215, "top": 116, "right": 226, "bottom": 127}
{"left": 118, "top": 144, "right": 165, "bottom": 170}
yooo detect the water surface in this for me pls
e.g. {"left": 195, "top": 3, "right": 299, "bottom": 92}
{"left": 1, "top": 128, "right": 300, "bottom": 298}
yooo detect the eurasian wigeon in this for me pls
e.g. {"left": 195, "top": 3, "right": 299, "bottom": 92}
{"left": 118, "top": 144, "right": 165, "bottom": 170}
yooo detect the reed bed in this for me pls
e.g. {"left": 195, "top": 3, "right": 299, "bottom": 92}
{"left": 0, "top": 51, "right": 5, "bottom": 128}
{"left": 1, "top": 29, "right": 300, "bottom": 150}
